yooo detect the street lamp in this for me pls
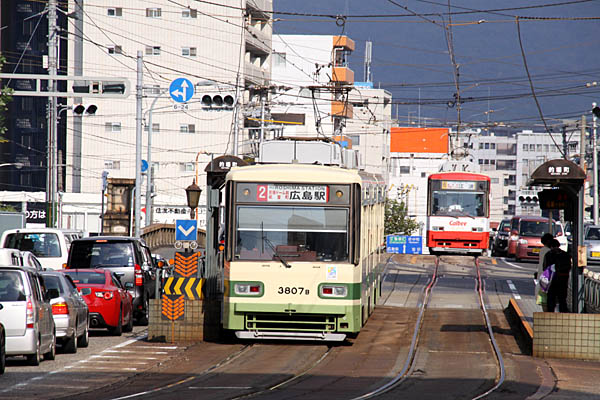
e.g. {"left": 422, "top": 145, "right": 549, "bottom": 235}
{"left": 185, "top": 179, "right": 202, "bottom": 219}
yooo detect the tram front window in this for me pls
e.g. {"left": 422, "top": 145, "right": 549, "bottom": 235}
{"left": 235, "top": 206, "right": 349, "bottom": 262}
{"left": 431, "top": 190, "right": 485, "bottom": 217}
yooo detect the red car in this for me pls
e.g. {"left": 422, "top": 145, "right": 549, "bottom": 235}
{"left": 61, "top": 269, "right": 133, "bottom": 336}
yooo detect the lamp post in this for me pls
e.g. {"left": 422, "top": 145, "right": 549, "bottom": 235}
{"left": 185, "top": 180, "right": 202, "bottom": 219}
{"left": 593, "top": 103, "right": 600, "bottom": 224}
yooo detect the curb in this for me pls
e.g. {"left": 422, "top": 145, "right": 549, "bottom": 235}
{"left": 508, "top": 298, "right": 533, "bottom": 347}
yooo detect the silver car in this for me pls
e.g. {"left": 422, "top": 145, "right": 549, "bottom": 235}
{"left": 0, "top": 266, "right": 56, "bottom": 365}
{"left": 584, "top": 225, "right": 600, "bottom": 264}
{"left": 42, "top": 271, "right": 89, "bottom": 353}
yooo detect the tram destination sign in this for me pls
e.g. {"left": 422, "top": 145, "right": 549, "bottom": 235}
{"left": 257, "top": 184, "right": 329, "bottom": 203}
{"left": 441, "top": 181, "right": 475, "bottom": 190}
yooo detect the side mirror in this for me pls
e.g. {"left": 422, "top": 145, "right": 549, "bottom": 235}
{"left": 47, "top": 288, "right": 60, "bottom": 300}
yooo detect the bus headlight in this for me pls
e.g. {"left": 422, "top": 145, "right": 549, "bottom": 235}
{"left": 320, "top": 284, "right": 347, "bottom": 298}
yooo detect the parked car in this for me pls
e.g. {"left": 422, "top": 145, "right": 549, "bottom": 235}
{"left": 65, "top": 237, "right": 156, "bottom": 325}
{"left": 0, "top": 266, "right": 56, "bottom": 365}
{"left": 0, "top": 228, "right": 84, "bottom": 270}
{"left": 63, "top": 269, "right": 133, "bottom": 335}
{"left": 41, "top": 271, "right": 89, "bottom": 353}
{"left": 584, "top": 224, "right": 600, "bottom": 264}
{"left": 507, "top": 215, "right": 566, "bottom": 262}
{"left": 491, "top": 218, "right": 511, "bottom": 257}
{"left": 0, "top": 322, "right": 5, "bottom": 375}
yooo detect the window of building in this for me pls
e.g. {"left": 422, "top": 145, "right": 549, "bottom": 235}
{"left": 181, "top": 163, "right": 194, "bottom": 172}
{"left": 490, "top": 160, "right": 496, "bottom": 165}
{"left": 180, "top": 124, "right": 196, "bottom": 134}
{"left": 145, "top": 46, "right": 161, "bottom": 56}
{"left": 497, "top": 143, "right": 517, "bottom": 155}
{"left": 421, "top": 172, "right": 427, "bottom": 178}
{"left": 182, "top": 8, "right": 197, "bottom": 18}
{"left": 399, "top": 166, "right": 410, "bottom": 174}
{"left": 182, "top": 47, "right": 197, "bottom": 57}
{"left": 479, "top": 143, "right": 484, "bottom": 149}
{"left": 484, "top": 143, "right": 490, "bottom": 150}
{"left": 491, "top": 178, "right": 499, "bottom": 184}
{"left": 529, "top": 144, "right": 535, "bottom": 151}
{"left": 537, "top": 144, "right": 542, "bottom": 151}
{"left": 146, "top": 8, "right": 162, "bottom": 18}
{"left": 107, "top": 8, "right": 122, "bottom": 17}
{"left": 523, "top": 144, "right": 528, "bottom": 151}
{"left": 144, "top": 123, "right": 160, "bottom": 133}
{"left": 544, "top": 144, "right": 550, "bottom": 152}
{"left": 478, "top": 159, "right": 484, "bottom": 164}
{"left": 105, "top": 122, "right": 121, "bottom": 132}
{"left": 490, "top": 143, "right": 496, "bottom": 150}
{"left": 104, "top": 160, "right": 121, "bottom": 170}
{"left": 497, "top": 160, "right": 516, "bottom": 170}
{"left": 273, "top": 52, "right": 286, "bottom": 67}
{"left": 107, "top": 45, "right": 123, "bottom": 55}
{"left": 503, "top": 197, "right": 509, "bottom": 204}
{"left": 21, "top": 97, "right": 33, "bottom": 111}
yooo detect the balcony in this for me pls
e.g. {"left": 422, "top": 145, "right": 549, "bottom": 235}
{"left": 331, "top": 67, "right": 354, "bottom": 85}
{"left": 246, "top": 24, "right": 271, "bottom": 56}
{"left": 245, "top": 61, "right": 270, "bottom": 86}
{"left": 333, "top": 35, "right": 355, "bottom": 51}
{"left": 331, "top": 101, "right": 353, "bottom": 119}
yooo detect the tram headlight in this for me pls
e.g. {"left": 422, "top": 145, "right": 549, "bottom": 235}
{"left": 234, "top": 282, "right": 263, "bottom": 296}
{"left": 320, "top": 284, "right": 348, "bottom": 298}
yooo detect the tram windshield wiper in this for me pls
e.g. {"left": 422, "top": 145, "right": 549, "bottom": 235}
{"left": 262, "top": 236, "right": 292, "bottom": 268}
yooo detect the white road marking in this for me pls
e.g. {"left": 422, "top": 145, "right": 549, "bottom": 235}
{"left": 500, "top": 258, "right": 530, "bottom": 270}
{"left": 507, "top": 279, "right": 522, "bottom": 299}
{"left": 91, "top": 355, "right": 158, "bottom": 360}
{"left": 103, "top": 349, "right": 168, "bottom": 354}
{"left": 188, "top": 386, "right": 254, "bottom": 390}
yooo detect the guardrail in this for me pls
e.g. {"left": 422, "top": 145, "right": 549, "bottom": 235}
{"left": 583, "top": 269, "right": 600, "bottom": 314}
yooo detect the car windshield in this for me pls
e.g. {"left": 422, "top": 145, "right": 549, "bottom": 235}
{"left": 42, "top": 274, "right": 64, "bottom": 294}
{"left": 5, "top": 232, "right": 61, "bottom": 258}
{"left": 519, "top": 220, "right": 556, "bottom": 237}
{"left": 0, "top": 270, "right": 26, "bottom": 301}
{"left": 69, "top": 241, "right": 134, "bottom": 268}
{"left": 586, "top": 227, "right": 600, "bottom": 240}
{"left": 64, "top": 271, "right": 106, "bottom": 285}
{"left": 235, "top": 206, "right": 349, "bottom": 262}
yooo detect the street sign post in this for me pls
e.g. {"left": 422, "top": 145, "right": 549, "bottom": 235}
{"left": 169, "top": 78, "right": 194, "bottom": 106}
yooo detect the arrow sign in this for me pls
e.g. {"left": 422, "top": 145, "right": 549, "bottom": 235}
{"left": 175, "top": 219, "right": 197, "bottom": 241}
{"left": 169, "top": 78, "right": 194, "bottom": 103}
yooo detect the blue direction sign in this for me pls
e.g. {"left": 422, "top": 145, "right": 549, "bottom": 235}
{"left": 175, "top": 219, "right": 197, "bottom": 241}
{"left": 169, "top": 78, "right": 194, "bottom": 103}
{"left": 386, "top": 235, "right": 422, "bottom": 254}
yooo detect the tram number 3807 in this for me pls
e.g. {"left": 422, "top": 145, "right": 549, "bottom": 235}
{"left": 277, "top": 286, "right": 310, "bottom": 295}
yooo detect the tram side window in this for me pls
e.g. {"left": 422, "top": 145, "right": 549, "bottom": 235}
{"left": 235, "top": 206, "right": 349, "bottom": 262}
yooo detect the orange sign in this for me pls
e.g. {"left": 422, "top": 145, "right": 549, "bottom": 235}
{"left": 390, "top": 127, "right": 448, "bottom": 153}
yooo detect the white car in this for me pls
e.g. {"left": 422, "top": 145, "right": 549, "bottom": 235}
{"left": 554, "top": 221, "right": 568, "bottom": 252}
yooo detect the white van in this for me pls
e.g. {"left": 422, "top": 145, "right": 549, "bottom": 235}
{"left": 0, "top": 228, "right": 84, "bottom": 270}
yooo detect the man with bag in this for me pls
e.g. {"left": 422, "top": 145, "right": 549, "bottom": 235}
{"left": 544, "top": 238, "right": 572, "bottom": 312}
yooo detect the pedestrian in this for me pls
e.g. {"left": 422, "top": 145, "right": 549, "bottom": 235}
{"left": 535, "top": 232, "right": 554, "bottom": 311}
{"left": 544, "top": 238, "right": 572, "bottom": 313}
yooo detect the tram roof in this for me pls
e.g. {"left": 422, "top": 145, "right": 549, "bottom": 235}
{"left": 226, "top": 163, "right": 363, "bottom": 184}
{"left": 428, "top": 172, "right": 490, "bottom": 182}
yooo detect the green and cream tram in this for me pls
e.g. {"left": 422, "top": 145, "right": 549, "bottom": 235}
{"left": 222, "top": 163, "right": 385, "bottom": 341}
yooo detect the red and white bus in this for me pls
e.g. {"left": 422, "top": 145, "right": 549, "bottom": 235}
{"left": 426, "top": 171, "right": 491, "bottom": 255}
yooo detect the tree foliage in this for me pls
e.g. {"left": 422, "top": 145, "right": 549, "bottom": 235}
{"left": 0, "top": 54, "right": 14, "bottom": 139}
{"left": 385, "top": 198, "right": 420, "bottom": 236}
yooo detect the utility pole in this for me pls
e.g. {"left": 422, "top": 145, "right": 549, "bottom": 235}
{"left": 47, "top": 0, "right": 58, "bottom": 227}
{"left": 135, "top": 52, "right": 143, "bottom": 237}
{"left": 562, "top": 125, "right": 568, "bottom": 159}
{"left": 72, "top": 0, "right": 84, "bottom": 193}
{"left": 593, "top": 103, "right": 598, "bottom": 224}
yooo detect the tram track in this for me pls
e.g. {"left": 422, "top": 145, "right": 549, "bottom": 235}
{"left": 352, "top": 255, "right": 506, "bottom": 400}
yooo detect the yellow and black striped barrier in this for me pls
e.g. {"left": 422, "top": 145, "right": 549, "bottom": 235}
{"left": 163, "top": 277, "right": 204, "bottom": 300}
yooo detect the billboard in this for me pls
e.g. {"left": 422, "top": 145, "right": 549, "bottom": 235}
{"left": 390, "top": 127, "right": 449, "bottom": 153}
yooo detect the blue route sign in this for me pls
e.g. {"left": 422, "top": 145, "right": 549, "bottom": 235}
{"left": 386, "top": 235, "right": 422, "bottom": 254}
{"left": 175, "top": 219, "right": 197, "bottom": 241}
{"left": 169, "top": 78, "right": 194, "bottom": 103}
{"left": 141, "top": 159, "right": 148, "bottom": 173}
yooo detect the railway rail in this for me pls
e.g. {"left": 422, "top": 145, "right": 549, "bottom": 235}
{"left": 352, "top": 255, "right": 506, "bottom": 400}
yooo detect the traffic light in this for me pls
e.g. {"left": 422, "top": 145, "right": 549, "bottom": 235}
{"left": 73, "top": 104, "right": 97, "bottom": 115}
{"left": 200, "top": 91, "right": 235, "bottom": 109}
{"left": 102, "top": 82, "right": 126, "bottom": 94}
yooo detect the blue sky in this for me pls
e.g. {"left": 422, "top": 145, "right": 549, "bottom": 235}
{"left": 274, "top": 0, "right": 600, "bottom": 130}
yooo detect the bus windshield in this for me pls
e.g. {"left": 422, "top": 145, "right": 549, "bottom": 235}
{"left": 431, "top": 190, "right": 485, "bottom": 217}
{"left": 235, "top": 206, "right": 349, "bottom": 262}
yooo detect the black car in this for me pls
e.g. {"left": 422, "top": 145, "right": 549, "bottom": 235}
{"left": 65, "top": 236, "right": 156, "bottom": 325}
{"left": 491, "top": 218, "right": 511, "bottom": 257}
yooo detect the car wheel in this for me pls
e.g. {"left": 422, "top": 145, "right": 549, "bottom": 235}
{"left": 110, "top": 309, "right": 123, "bottom": 336}
{"left": 44, "top": 332, "right": 56, "bottom": 361}
{"left": 137, "top": 297, "right": 149, "bottom": 326}
{"left": 64, "top": 330, "right": 77, "bottom": 354}
{"left": 123, "top": 310, "right": 134, "bottom": 333}
{"left": 78, "top": 321, "right": 89, "bottom": 348}
{"left": 27, "top": 336, "right": 41, "bottom": 366}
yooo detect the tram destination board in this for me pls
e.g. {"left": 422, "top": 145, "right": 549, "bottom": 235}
{"left": 236, "top": 183, "right": 351, "bottom": 205}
